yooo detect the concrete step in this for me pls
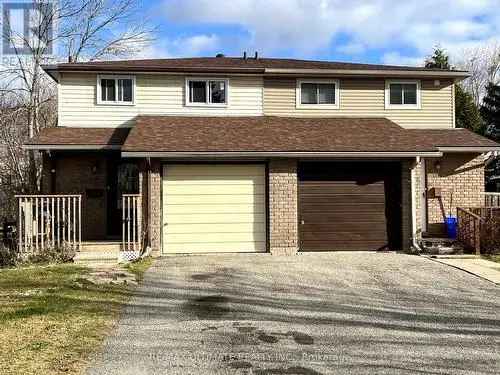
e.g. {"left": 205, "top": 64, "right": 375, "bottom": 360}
{"left": 81, "top": 241, "right": 121, "bottom": 252}
{"left": 74, "top": 250, "right": 119, "bottom": 265}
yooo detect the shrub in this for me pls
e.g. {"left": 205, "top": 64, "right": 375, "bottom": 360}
{"left": 0, "top": 243, "right": 19, "bottom": 267}
{"left": 24, "top": 244, "right": 76, "bottom": 264}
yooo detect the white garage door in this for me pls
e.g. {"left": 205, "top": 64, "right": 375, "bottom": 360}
{"left": 162, "top": 164, "right": 267, "bottom": 254}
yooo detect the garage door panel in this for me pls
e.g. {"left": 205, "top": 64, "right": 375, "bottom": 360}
{"left": 301, "top": 231, "right": 389, "bottom": 241}
{"left": 301, "top": 212, "right": 386, "bottom": 222}
{"left": 164, "top": 204, "right": 265, "bottom": 215}
{"left": 301, "top": 222, "right": 388, "bottom": 233}
{"left": 171, "top": 242, "right": 266, "bottom": 253}
{"left": 165, "top": 164, "right": 264, "bottom": 177}
{"left": 165, "top": 193, "right": 265, "bottom": 205}
{"left": 163, "top": 164, "right": 266, "bottom": 254}
{"left": 299, "top": 183, "right": 385, "bottom": 195}
{"left": 301, "top": 241, "right": 387, "bottom": 251}
{"left": 165, "top": 184, "right": 265, "bottom": 195}
{"left": 300, "top": 195, "right": 386, "bottom": 204}
{"left": 167, "top": 231, "right": 266, "bottom": 243}
{"left": 166, "top": 222, "right": 266, "bottom": 234}
{"left": 300, "top": 203, "right": 387, "bottom": 213}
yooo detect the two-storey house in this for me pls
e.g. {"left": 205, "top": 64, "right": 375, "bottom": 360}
{"left": 25, "top": 56, "right": 500, "bottom": 259}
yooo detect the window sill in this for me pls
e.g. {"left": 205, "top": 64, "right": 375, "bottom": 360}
{"left": 296, "top": 104, "right": 339, "bottom": 110}
{"left": 385, "top": 105, "right": 421, "bottom": 110}
{"left": 96, "top": 102, "right": 136, "bottom": 106}
{"left": 185, "top": 103, "right": 228, "bottom": 108}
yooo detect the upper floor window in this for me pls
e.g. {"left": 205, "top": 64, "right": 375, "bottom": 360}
{"left": 385, "top": 80, "right": 420, "bottom": 109}
{"left": 296, "top": 79, "right": 339, "bottom": 109}
{"left": 97, "top": 75, "right": 135, "bottom": 105}
{"left": 185, "top": 78, "right": 228, "bottom": 107}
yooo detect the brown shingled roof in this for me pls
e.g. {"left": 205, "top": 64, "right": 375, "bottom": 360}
{"left": 25, "top": 127, "right": 130, "bottom": 148}
{"left": 121, "top": 116, "right": 433, "bottom": 154}
{"left": 43, "top": 57, "right": 469, "bottom": 77}
{"left": 406, "top": 128, "right": 500, "bottom": 149}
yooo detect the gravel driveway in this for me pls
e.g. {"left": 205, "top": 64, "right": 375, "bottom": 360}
{"left": 86, "top": 253, "right": 500, "bottom": 375}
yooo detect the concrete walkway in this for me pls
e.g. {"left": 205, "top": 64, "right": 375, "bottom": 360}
{"left": 429, "top": 256, "right": 500, "bottom": 284}
{"left": 86, "top": 253, "right": 500, "bottom": 375}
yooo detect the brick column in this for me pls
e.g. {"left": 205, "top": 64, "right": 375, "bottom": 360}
{"left": 268, "top": 159, "right": 298, "bottom": 255}
{"left": 149, "top": 159, "right": 162, "bottom": 255}
{"left": 401, "top": 160, "right": 413, "bottom": 252}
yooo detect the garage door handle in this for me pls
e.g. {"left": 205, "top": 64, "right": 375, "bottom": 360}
{"left": 300, "top": 220, "right": 305, "bottom": 225}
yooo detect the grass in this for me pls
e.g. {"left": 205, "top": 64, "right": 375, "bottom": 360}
{"left": 0, "top": 257, "right": 153, "bottom": 375}
{"left": 483, "top": 254, "right": 500, "bottom": 263}
{"left": 124, "top": 256, "right": 153, "bottom": 281}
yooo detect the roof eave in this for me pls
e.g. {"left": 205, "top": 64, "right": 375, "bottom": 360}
{"left": 121, "top": 151, "right": 443, "bottom": 158}
{"left": 23, "top": 144, "right": 121, "bottom": 151}
{"left": 264, "top": 68, "right": 470, "bottom": 79}
{"left": 437, "top": 146, "right": 500, "bottom": 153}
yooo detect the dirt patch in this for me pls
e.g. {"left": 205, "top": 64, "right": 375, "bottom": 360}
{"left": 191, "top": 273, "right": 213, "bottom": 281}
{"left": 201, "top": 326, "right": 218, "bottom": 332}
{"left": 77, "top": 267, "right": 137, "bottom": 286}
{"left": 183, "top": 295, "right": 231, "bottom": 319}
{"left": 288, "top": 331, "right": 314, "bottom": 345}
{"left": 257, "top": 331, "right": 279, "bottom": 344}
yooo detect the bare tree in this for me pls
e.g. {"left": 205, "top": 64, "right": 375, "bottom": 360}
{"left": 0, "top": 0, "right": 155, "bottom": 203}
{"left": 455, "top": 42, "right": 500, "bottom": 106}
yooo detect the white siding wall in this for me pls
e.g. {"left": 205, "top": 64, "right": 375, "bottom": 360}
{"left": 58, "top": 73, "right": 264, "bottom": 127}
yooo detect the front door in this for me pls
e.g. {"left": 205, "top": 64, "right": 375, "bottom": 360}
{"left": 107, "top": 158, "right": 139, "bottom": 238}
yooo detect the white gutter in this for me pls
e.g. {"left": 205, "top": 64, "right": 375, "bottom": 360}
{"left": 437, "top": 146, "right": 500, "bottom": 153}
{"left": 23, "top": 144, "right": 121, "bottom": 150}
{"left": 264, "top": 68, "right": 470, "bottom": 78}
{"left": 121, "top": 151, "right": 443, "bottom": 158}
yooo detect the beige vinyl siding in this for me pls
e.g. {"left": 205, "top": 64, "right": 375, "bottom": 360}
{"left": 162, "top": 164, "right": 267, "bottom": 254}
{"left": 58, "top": 73, "right": 264, "bottom": 127}
{"left": 264, "top": 78, "right": 454, "bottom": 128}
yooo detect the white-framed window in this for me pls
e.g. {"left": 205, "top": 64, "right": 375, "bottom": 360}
{"left": 385, "top": 80, "right": 421, "bottom": 109}
{"left": 97, "top": 74, "right": 135, "bottom": 105}
{"left": 185, "top": 77, "right": 229, "bottom": 107}
{"left": 97, "top": 75, "right": 135, "bottom": 105}
{"left": 296, "top": 79, "right": 340, "bottom": 109}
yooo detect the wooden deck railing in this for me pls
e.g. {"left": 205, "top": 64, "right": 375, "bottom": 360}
{"left": 16, "top": 195, "right": 82, "bottom": 253}
{"left": 122, "top": 194, "right": 142, "bottom": 251}
{"left": 484, "top": 192, "right": 500, "bottom": 207}
{"left": 457, "top": 207, "right": 482, "bottom": 255}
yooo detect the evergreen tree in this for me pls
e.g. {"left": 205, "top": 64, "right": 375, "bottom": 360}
{"left": 425, "top": 47, "right": 450, "bottom": 69}
{"left": 480, "top": 82, "right": 500, "bottom": 127}
{"left": 455, "top": 85, "right": 485, "bottom": 134}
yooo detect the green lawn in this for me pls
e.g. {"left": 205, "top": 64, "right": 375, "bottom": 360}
{"left": 483, "top": 255, "right": 500, "bottom": 263}
{"left": 0, "top": 259, "right": 152, "bottom": 375}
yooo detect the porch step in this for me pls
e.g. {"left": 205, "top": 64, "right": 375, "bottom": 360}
{"left": 74, "top": 250, "right": 119, "bottom": 265}
{"left": 419, "top": 237, "right": 465, "bottom": 255}
{"left": 81, "top": 241, "right": 122, "bottom": 252}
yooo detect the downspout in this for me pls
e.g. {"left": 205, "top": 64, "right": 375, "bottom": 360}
{"left": 412, "top": 156, "right": 423, "bottom": 252}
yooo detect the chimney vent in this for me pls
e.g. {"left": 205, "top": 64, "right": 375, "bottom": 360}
{"left": 68, "top": 56, "right": 73, "bottom": 63}
{"left": 243, "top": 51, "right": 247, "bottom": 60}
{"left": 215, "top": 53, "right": 225, "bottom": 58}
{"left": 254, "top": 51, "right": 258, "bottom": 59}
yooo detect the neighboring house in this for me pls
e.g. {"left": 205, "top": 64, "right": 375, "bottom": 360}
{"left": 25, "top": 56, "right": 500, "bottom": 257}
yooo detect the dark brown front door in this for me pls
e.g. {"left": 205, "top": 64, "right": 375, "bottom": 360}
{"left": 299, "top": 162, "right": 401, "bottom": 251}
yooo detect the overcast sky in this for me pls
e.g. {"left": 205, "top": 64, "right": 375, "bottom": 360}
{"left": 138, "top": 0, "right": 500, "bottom": 65}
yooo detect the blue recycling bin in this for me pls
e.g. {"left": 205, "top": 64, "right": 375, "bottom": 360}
{"left": 445, "top": 216, "right": 457, "bottom": 239}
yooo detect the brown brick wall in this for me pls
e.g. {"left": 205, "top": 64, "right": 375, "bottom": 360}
{"left": 50, "top": 153, "right": 109, "bottom": 240}
{"left": 425, "top": 153, "right": 484, "bottom": 234}
{"left": 149, "top": 159, "right": 161, "bottom": 254}
{"left": 268, "top": 159, "right": 299, "bottom": 255}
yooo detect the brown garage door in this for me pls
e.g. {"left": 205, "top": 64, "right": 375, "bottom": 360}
{"left": 299, "top": 162, "right": 401, "bottom": 251}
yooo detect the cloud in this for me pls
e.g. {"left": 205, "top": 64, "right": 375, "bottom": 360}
{"left": 162, "top": 0, "right": 500, "bottom": 62}
{"left": 137, "top": 34, "right": 220, "bottom": 58}
{"left": 382, "top": 52, "right": 424, "bottom": 67}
